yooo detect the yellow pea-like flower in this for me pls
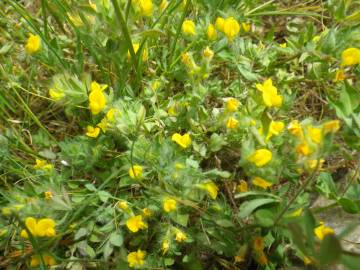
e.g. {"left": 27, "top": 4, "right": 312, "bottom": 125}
{"left": 129, "top": 165, "right": 143, "bottom": 179}
{"left": 256, "top": 78, "right": 283, "bottom": 108}
{"left": 296, "top": 141, "right": 311, "bottom": 156}
{"left": 341, "top": 47, "right": 360, "bottom": 66}
{"left": 215, "top": 17, "right": 225, "bottom": 32}
{"left": 241, "top": 22, "right": 251, "bottom": 32}
{"left": 307, "top": 126, "right": 322, "bottom": 144}
{"left": 203, "top": 46, "right": 214, "bottom": 60}
{"left": 33, "top": 159, "right": 53, "bottom": 171}
{"left": 182, "top": 19, "right": 196, "bottom": 36}
{"left": 266, "top": 120, "right": 285, "bottom": 141}
{"left": 226, "top": 98, "right": 240, "bottom": 112}
{"left": 199, "top": 180, "right": 219, "bottom": 199}
{"left": 163, "top": 198, "right": 177, "bottom": 212}
{"left": 126, "top": 215, "right": 147, "bottom": 233}
{"left": 89, "top": 85, "right": 106, "bottom": 115}
{"left": 127, "top": 250, "right": 146, "bottom": 267}
{"left": 175, "top": 229, "right": 187, "bottom": 242}
{"left": 287, "top": 120, "right": 303, "bottom": 138}
{"left": 207, "top": 23, "right": 217, "bottom": 40}
{"left": 20, "top": 217, "right": 56, "bottom": 238}
{"left": 128, "top": 43, "right": 149, "bottom": 61}
{"left": 314, "top": 222, "right": 334, "bottom": 240}
{"left": 322, "top": 120, "right": 340, "bottom": 134}
{"left": 226, "top": 117, "right": 238, "bottom": 129}
{"left": 86, "top": 126, "right": 100, "bottom": 138}
{"left": 171, "top": 133, "right": 191, "bottom": 149}
{"left": 247, "top": 149, "right": 272, "bottom": 167}
{"left": 252, "top": 177, "right": 273, "bottom": 189}
{"left": 223, "top": 17, "right": 240, "bottom": 41}
{"left": 25, "top": 33, "right": 41, "bottom": 54}
{"left": 133, "top": 0, "right": 153, "bottom": 17}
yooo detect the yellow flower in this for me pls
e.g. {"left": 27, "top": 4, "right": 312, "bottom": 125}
{"left": 203, "top": 46, "right": 214, "bottom": 59}
{"left": 266, "top": 121, "right": 285, "bottom": 141}
{"left": 133, "top": 0, "right": 153, "bottom": 17}
{"left": 89, "top": 87, "right": 106, "bottom": 115}
{"left": 97, "top": 118, "right": 107, "bottom": 133}
{"left": 33, "top": 159, "right": 53, "bottom": 170}
{"left": 20, "top": 217, "right": 56, "bottom": 238}
{"left": 126, "top": 215, "right": 147, "bottom": 233}
{"left": 118, "top": 201, "right": 128, "bottom": 210}
{"left": 25, "top": 33, "right": 41, "bottom": 54}
{"left": 129, "top": 165, "right": 143, "bottom": 179}
{"left": 128, "top": 43, "right": 149, "bottom": 61}
{"left": 303, "top": 256, "right": 312, "bottom": 265}
{"left": 200, "top": 181, "right": 219, "bottom": 199}
{"left": 287, "top": 120, "right": 303, "bottom": 138}
{"left": 127, "top": 249, "right": 146, "bottom": 268}
{"left": 182, "top": 19, "right": 196, "bottom": 36}
{"left": 223, "top": 17, "right": 240, "bottom": 41}
{"left": 90, "top": 81, "right": 108, "bottom": 92}
{"left": 307, "top": 126, "right": 322, "bottom": 144}
{"left": 49, "top": 89, "right": 65, "bottom": 101}
{"left": 106, "top": 108, "right": 117, "bottom": 122}
{"left": 226, "top": 98, "right": 239, "bottom": 112}
{"left": 241, "top": 22, "right": 251, "bottom": 32}
{"left": 279, "top": 42, "right": 287, "bottom": 48}
{"left": 323, "top": 120, "right": 340, "bottom": 134}
{"left": 253, "top": 237, "right": 264, "bottom": 251}
{"left": 237, "top": 180, "right": 248, "bottom": 192}
{"left": 215, "top": 17, "right": 225, "bottom": 32}
{"left": 341, "top": 47, "right": 360, "bottom": 66}
{"left": 226, "top": 117, "right": 238, "bottom": 129}
{"left": 307, "top": 159, "right": 325, "bottom": 170}
{"left": 247, "top": 149, "right": 272, "bottom": 167}
{"left": 44, "top": 191, "right": 53, "bottom": 200}
{"left": 159, "top": 0, "right": 168, "bottom": 11}
{"left": 30, "top": 255, "right": 56, "bottom": 267}
{"left": 252, "top": 177, "right": 273, "bottom": 189}
{"left": 334, "top": 69, "right": 345, "bottom": 81}
{"left": 171, "top": 133, "right": 191, "bottom": 149}
{"left": 314, "top": 221, "right": 334, "bottom": 240}
{"left": 296, "top": 141, "right": 311, "bottom": 156}
{"left": 162, "top": 239, "right": 170, "bottom": 254}
{"left": 181, "top": 52, "right": 192, "bottom": 66}
{"left": 142, "top": 208, "right": 152, "bottom": 217}
{"left": 207, "top": 23, "right": 217, "bottom": 40}
{"left": 163, "top": 198, "right": 177, "bottom": 212}
{"left": 86, "top": 126, "right": 101, "bottom": 138}
{"left": 256, "top": 78, "right": 283, "bottom": 108}
{"left": 89, "top": 0, "right": 97, "bottom": 11}
{"left": 175, "top": 229, "right": 187, "bottom": 242}
{"left": 258, "top": 251, "right": 268, "bottom": 265}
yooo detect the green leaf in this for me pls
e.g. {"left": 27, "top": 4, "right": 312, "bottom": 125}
{"left": 109, "top": 232, "right": 124, "bottom": 247}
{"left": 340, "top": 254, "right": 360, "bottom": 270}
{"left": 319, "top": 234, "right": 342, "bottom": 265}
{"left": 215, "top": 219, "right": 234, "bottom": 228}
{"left": 237, "top": 64, "right": 259, "bottom": 81}
{"left": 204, "top": 169, "right": 231, "bottom": 178}
{"left": 98, "top": 190, "right": 111, "bottom": 203}
{"left": 254, "top": 209, "right": 275, "bottom": 227}
{"left": 235, "top": 191, "right": 280, "bottom": 199}
{"left": 209, "top": 133, "right": 226, "bottom": 152}
{"left": 171, "top": 213, "right": 189, "bottom": 227}
{"left": 238, "top": 198, "right": 279, "bottom": 219}
{"left": 338, "top": 198, "right": 360, "bottom": 214}
{"left": 316, "top": 172, "right": 337, "bottom": 199}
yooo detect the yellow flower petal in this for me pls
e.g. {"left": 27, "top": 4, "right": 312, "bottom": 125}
{"left": 247, "top": 149, "right": 272, "bottom": 167}
{"left": 171, "top": 133, "right": 191, "bottom": 149}
{"left": 252, "top": 177, "right": 273, "bottom": 189}
{"left": 163, "top": 198, "right": 177, "bottom": 212}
